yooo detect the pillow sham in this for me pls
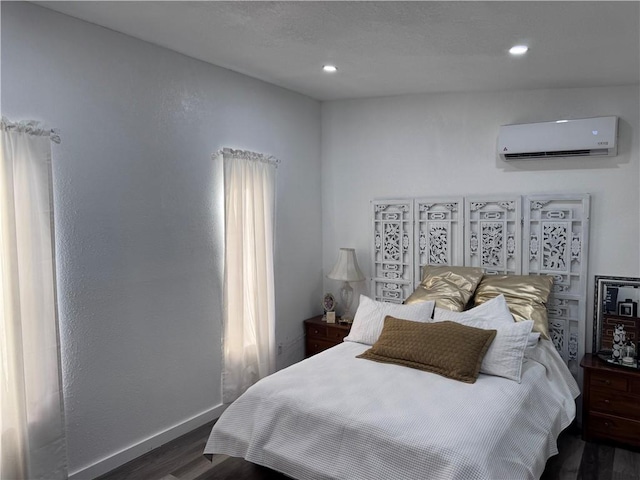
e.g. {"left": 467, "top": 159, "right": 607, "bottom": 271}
{"left": 404, "top": 265, "right": 485, "bottom": 311}
{"left": 357, "top": 317, "right": 496, "bottom": 383}
{"left": 527, "top": 332, "right": 541, "bottom": 348}
{"left": 438, "top": 316, "right": 534, "bottom": 382}
{"left": 472, "top": 275, "right": 553, "bottom": 339}
{"left": 344, "top": 295, "right": 435, "bottom": 346}
{"left": 433, "top": 294, "right": 514, "bottom": 325}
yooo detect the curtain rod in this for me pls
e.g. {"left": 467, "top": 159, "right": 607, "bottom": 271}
{"left": 213, "top": 148, "right": 280, "bottom": 166}
{"left": 1, "top": 117, "right": 61, "bottom": 144}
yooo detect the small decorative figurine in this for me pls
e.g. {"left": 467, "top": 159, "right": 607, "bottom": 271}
{"left": 612, "top": 324, "right": 627, "bottom": 363}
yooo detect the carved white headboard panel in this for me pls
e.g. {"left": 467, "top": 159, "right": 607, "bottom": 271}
{"left": 371, "top": 200, "right": 414, "bottom": 304}
{"left": 414, "top": 197, "right": 464, "bottom": 281}
{"left": 464, "top": 196, "right": 522, "bottom": 275}
{"left": 523, "top": 194, "right": 590, "bottom": 376}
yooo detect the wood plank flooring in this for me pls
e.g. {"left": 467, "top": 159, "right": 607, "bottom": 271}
{"left": 98, "top": 421, "right": 640, "bottom": 480}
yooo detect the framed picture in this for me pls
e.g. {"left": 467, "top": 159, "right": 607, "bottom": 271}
{"left": 322, "top": 293, "right": 336, "bottom": 313}
{"left": 593, "top": 275, "right": 640, "bottom": 369}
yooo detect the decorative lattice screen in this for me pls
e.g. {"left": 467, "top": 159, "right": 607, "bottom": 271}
{"left": 371, "top": 194, "right": 590, "bottom": 379}
{"left": 464, "top": 197, "right": 522, "bottom": 275}
{"left": 414, "top": 197, "right": 464, "bottom": 281}
{"left": 523, "top": 194, "right": 590, "bottom": 376}
{"left": 371, "top": 200, "right": 413, "bottom": 304}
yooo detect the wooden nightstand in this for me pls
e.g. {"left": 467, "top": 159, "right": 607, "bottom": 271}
{"left": 581, "top": 353, "right": 640, "bottom": 447}
{"left": 304, "top": 315, "right": 351, "bottom": 358}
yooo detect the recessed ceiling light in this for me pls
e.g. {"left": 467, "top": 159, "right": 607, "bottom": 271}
{"left": 322, "top": 65, "right": 338, "bottom": 73}
{"left": 509, "top": 45, "right": 529, "bottom": 55}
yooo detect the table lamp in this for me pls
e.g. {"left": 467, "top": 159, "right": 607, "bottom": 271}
{"left": 327, "top": 248, "right": 365, "bottom": 322}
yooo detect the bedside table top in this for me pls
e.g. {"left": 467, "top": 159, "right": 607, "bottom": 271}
{"left": 304, "top": 315, "right": 351, "bottom": 331}
{"left": 581, "top": 353, "right": 607, "bottom": 369}
{"left": 581, "top": 353, "right": 640, "bottom": 377}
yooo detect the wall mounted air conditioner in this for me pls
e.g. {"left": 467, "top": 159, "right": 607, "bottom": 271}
{"left": 498, "top": 116, "right": 618, "bottom": 161}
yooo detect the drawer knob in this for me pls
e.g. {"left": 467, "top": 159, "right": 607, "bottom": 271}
{"left": 604, "top": 422, "right": 611, "bottom": 428}
{"left": 604, "top": 399, "right": 610, "bottom": 404}
{"left": 314, "top": 329, "right": 319, "bottom": 334}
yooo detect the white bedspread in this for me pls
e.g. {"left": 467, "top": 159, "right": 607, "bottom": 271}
{"left": 204, "top": 339, "right": 579, "bottom": 480}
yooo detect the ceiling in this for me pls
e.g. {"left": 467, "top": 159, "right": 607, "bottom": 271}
{"left": 34, "top": 1, "right": 640, "bottom": 101}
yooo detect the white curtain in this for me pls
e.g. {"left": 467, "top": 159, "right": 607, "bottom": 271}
{"left": 218, "top": 148, "right": 277, "bottom": 404}
{"left": 0, "top": 119, "right": 67, "bottom": 479}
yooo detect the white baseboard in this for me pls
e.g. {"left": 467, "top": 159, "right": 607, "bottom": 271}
{"left": 69, "top": 403, "right": 227, "bottom": 480}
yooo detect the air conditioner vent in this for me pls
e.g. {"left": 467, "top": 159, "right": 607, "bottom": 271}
{"left": 503, "top": 149, "right": 610, "bottom": 160}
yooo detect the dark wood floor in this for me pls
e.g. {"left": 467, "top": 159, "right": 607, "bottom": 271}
{"left": 97, "top": 421, "right": 640, "bottom": 480}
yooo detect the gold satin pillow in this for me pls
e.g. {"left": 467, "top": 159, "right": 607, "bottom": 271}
{"left": 472, "top": 275, "right": 553, "bottom": 339}
{"left": 357, "top": 316, "right": 496, "bottom": 383}
{"left": 405, "top": 266, "right": 485, "bottom": 311}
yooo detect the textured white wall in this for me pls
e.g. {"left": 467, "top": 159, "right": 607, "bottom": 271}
{"left": 4, "top": 0, "right": 639, "bottom": 476}
{"left": 2, "top": 2, "right": 321, "bottom": 477}
{"left": 321, "top": 86, "right": 640, "bottom": 351}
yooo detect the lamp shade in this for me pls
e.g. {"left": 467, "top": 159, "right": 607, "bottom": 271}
{"left": 327, "top": 248, "right": 365, "bottom": 282}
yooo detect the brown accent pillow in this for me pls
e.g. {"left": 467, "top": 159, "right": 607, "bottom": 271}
{"left": 405, "top": 266, "right": 485, "bottom": 311}
{"left": 472, "top": 275, "right": 553, "bottom": 339}
{"left": 357, "top": 316, "right": 496, "bottom": 383}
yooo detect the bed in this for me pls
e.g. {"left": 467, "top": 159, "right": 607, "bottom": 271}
{"left": 204, "top": 268, "right": 580, "bottom": 480}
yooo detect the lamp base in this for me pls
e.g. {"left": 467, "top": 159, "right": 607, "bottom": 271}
{"left": 339, "top": 281, "right": 355, "bottom": 323}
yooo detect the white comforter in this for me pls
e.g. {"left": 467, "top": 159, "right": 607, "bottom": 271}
{"left": 204, "top": 339, "right": 579, "bottom": 480}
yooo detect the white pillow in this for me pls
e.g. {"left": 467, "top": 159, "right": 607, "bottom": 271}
{"left": 434, "top": 294, "right": 514, "bottom": 325}
{"left": 344, "top": 295, "right": 435, "bottom": 346}
{"left": 435, "top": 295, "right": 540, "bottom": 351}
{"left": 441, "top": 316, "right": 534, "bottom": 382}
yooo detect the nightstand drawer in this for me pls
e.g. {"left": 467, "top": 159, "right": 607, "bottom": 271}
{"left": 591, "top": 371, "right": 628, "bottom": 392}
{"left": 306, "top": 324, "right": 328, "bottom": 339}
{"left": 327, "top": 327, "right": 349, "bottom": 342}
{"left": 590, "top": 390, "right": 640, "bottom": 418}
{"left": 588, "top": 412, "right": 640, "bottom": 446}
{"left": 629, "top": 378, "right": 640, "bottom": 395}
{"left": 304, "top": 315, "right": 351, "bottom": 358}
{"left": 305, "top": 338, "right": 337, "bottom": 356}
